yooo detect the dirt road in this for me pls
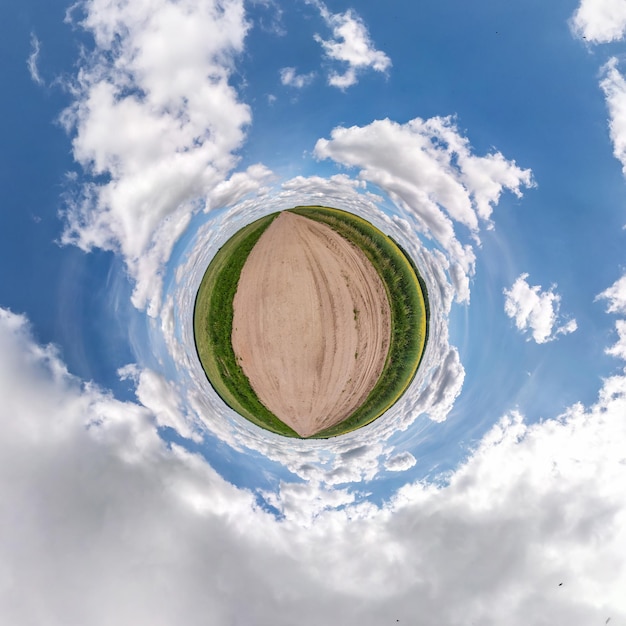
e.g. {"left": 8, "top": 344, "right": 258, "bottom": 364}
{"left": 231, "top": 211, "right": 391, "bottom": 437}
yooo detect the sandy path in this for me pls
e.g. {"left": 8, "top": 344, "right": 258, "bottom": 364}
{"left": 231, "top": 211, "right": 391, "bottom": 437}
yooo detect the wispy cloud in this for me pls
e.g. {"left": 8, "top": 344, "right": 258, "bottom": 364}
{"left": 308, "top": 1, "right": 391, "bottom": 89}
{"left": 570, "top": 0, "right": 626, "bottom": 43}
{"left": 606, "top": 320, "right": 626, "bottom": 360}
{"left": 597, "top": 273, "right": 626, "bottom": 314}
{"left": 279, "top": 66, "right": 315, "bottom": 88}
{"left": 598, "top": 274, "right": 626, "bottom": 359}
{"left": 27, "top": 33, "right": 43, "bottom": 86}
{"left": 600, "top": 58, "right": 626, "bottom": 177}
{"left": 249, "top": 0, "right": 285, "bottom": 35}
{"left": 504, "top": 273, "right": 577, "bottom": 344}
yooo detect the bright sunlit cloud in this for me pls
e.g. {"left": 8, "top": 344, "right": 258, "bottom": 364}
{"left": 504, "top": 273, "right": 577, "bottom": 344}
{"left": 307, "top": 0, "right": 391, "bottom": 88}
{"left": 60, "top": 0, "right": 251, "bottom": 315}
{"left": 315, "top": 116, "right": 534, "bottom": 303}
{"left": 597, "top": 273, "right": 626, "bottom": 314}
{"left": 570, "top": 0, "right": 626, "bottom": 43}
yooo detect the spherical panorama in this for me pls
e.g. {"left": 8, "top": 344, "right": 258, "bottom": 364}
{"left": 193, "top": 206, "right": 429, "bottom": 438}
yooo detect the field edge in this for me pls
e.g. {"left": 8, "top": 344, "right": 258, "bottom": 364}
{"left": 288, "top": 206, "right": 428, "bottom": 438}
{"left": 193, "top": 212, "right": 301, "bottom": 438}
{"left": 193, "top": 205, "right": 429, "bottom": 439}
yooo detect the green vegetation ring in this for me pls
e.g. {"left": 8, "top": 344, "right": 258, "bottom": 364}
{"left": 193, "top": 206, "right": 429, "bottom": 438}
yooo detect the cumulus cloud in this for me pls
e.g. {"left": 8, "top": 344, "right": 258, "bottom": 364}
{"left": 570, "top": 0, "right": 626, "bottom": 43}
{"left": 27, "top": 33, "right": 44, "bottom": 86}
{"left": 410, "top": 345, "right": 465, "bottom": 422}
{"left": 315, "top": 116, "right": 534, "bottom": 302}
{"left": 60, "top": 0, "right": 251, "bottom": 314}
{"left": 504, "top": 273, "right": 578, "bottom": 344}
{"left": 0, "top": 308, "right": 276, "bottom": 625}
{"left": 206, "top": 163, "right": 274, "bottom": 212}
{"left": 280, "top": 66, "right": 315, "bottom": 88}
{"left": 2, "top": 306, "right": 626, "bottom": 624}
{"left": 385, "top": 451, "right": 417, "bottom": 472}
{"left": 308, "top": 0, "right": 391, "bottom": 88}
{"left": 600, "top": 58, "right": 626, "bottom": 177}
{"left": 119, "top": 364, "right": 203, "bottom": 442}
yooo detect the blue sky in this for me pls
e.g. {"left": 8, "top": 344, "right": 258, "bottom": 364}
{"left": 2, "top": 0, "right": 626, "bottom": 623}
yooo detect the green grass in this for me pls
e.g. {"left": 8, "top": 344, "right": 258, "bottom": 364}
{"left": 193, "top": 212, "right": 301, "bottom": 437}
{"left": 288, "top": 206, "right": 428, "bottom": 438}
{"left": 193, "top": 206, "right": 429, "bottom": 439}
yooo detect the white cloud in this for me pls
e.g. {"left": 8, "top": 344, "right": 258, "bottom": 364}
{"left": 409, "top": 344, "right": 465, "bottom": 422}
{"left": 600, "top": 58, "right": 626, "bottom": 177}
{"left": 2, "top": 306, "right": 626, "bottom": 624}
{"left": 504, "top": 273, "right": 578, "bottom": 344}
{"left": 280, "top": 66, "right": 315, "bottom": 88}
{"left": 309, "top": 1, "right": 391, "bottom": 88}
{"left": 60, "top": 0, "right": 251, "bottom": 314}
{"left": 206, "top": 163, "right": 274, "bottom": 211}
{"left": 607, "top": 319, "right": 626, "bottom": 359}
{"left": 570, "top": 0, "right": 626, "bottom": 43}
{"left": 282, "top": 172, "right": 362, "bottom": 189}
{"left": 120, "top": 364, "right": 203, "bottom": 442}
{"left": 263, "top": 480, "right": 360, "bottom": 525}
{"left": 385, "top": 451, "right": 417, "bottom": 472}
{"left": 600, "top": 276, "right": 626, "bottom": 360}
{"left": 27, "top": 33, "right": 43, "bottom": 86}
{"left": 315, "top": 116, "right": 534, "bottom": 302}
{"left": 597, "top": 273, "right": 626, "bottom": 314}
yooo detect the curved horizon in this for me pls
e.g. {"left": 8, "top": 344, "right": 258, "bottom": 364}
{"left": 1, "top": 0, "right": 626, "bottom": 624}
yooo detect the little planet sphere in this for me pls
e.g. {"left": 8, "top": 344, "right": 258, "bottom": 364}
{"left": 193, "top": 206, "right": 429, "bottom": 438}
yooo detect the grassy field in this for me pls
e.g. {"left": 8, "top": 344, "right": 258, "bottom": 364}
{"left": 288, "top": 206, "right": 428, "bottom": 438}
{"left": 391, "top": 236, "right": 431, "bottom": 353}
{"left": 193, "top": 206, "right": 429, "bottom": 439}
{"left": 193, "top": 212, "right": 301, "bottom": 437}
